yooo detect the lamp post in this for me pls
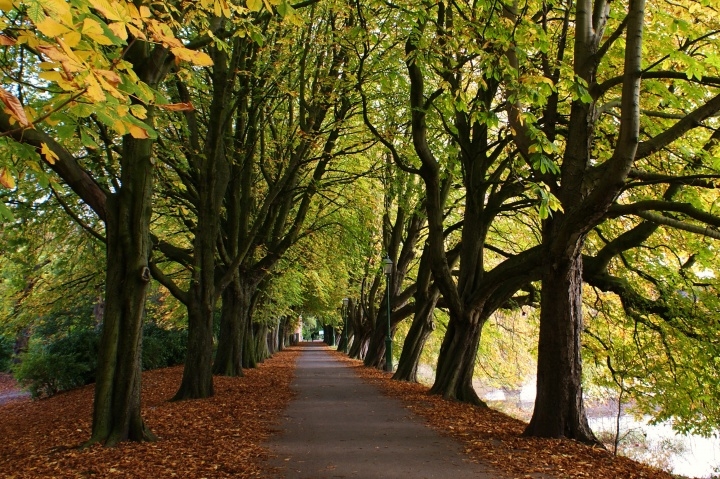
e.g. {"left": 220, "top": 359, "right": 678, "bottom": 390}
{"left": 342, "top": 297, "right": 349, "bottom": 354}
{"left": 383, "top": 256, "right": 393, "bottom": 372}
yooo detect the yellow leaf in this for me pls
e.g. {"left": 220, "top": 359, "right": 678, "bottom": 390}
{"left": 62, "top": 31, "right": 82, "bottom": 48}
{"left": 0, "top": 86, "right": 31, "bottom": 127}
{"left": 40, "top": 143, "right": 59, "bottom": 165}
{"left": 44, "top": 0, "right": 73, "bottom": 26}
{"left": 94, "top": 72, "right": 124, "bottom": 100}
{"left": 147, "top": 20, "right": 182, "bottom": 48}
{"left": 0, "top": 167, "right": 15, "bottom": 189}
{"left": 36, "top": 18, "right": 71, "bottom": 38}
{"left": 89, "top": 0, "right": 124, "bottom": 22}
{"left": 108, "top": 22, "right": 127, "bottom": 41}
{"left": 126, "top": 24, "right": 146, "bottom": 41}
{"left": 95, "top": 69, "right": 121, "bottom": 87}
{"left": 0, "top": 0, "right": 13, "bottom": 11}
{"left": 139, "top": 5, "right": 151, "bottom": 17}
{"left": 112, "top": 119, "right": 127, "bottom": 135}
{"left": 171, "top": 47, "right": 213, "bottom": 66}
{"left": 84, "top": 74, "right": 106, "bottom": 102}
{"left": 130, "top": 104, "right": 147, "bottom": 119}
{"left": 247, "top": 0, "right": 262, "bottom": 12}
{"left": 38, "top": 70, "right": 64, "bottom": 82}
{"left": 128, "top": 124, "right": 149, "bottom": 139}
{"left": 214, "top": 0, "right": 231, "bottom": 17}
{"left": 82, "top": 18, "right": 114, "bottom": 45}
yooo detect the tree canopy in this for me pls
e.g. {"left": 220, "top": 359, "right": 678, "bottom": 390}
{"left": 0, "top": 0, "right": 719, "bottom": 453}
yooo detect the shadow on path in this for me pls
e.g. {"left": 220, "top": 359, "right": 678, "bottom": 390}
{"left": 266, "top": 342, "right": 500, "bottom": 478}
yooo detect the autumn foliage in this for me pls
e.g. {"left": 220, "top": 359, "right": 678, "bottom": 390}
{"left": 1, "top": 343, "right": 680, "bottom": 478}
{"left": 0, "top": 348, "right": 300, "bottom": 478}
{"left": 333, "top": 350, "right": 676, "bottom": 479}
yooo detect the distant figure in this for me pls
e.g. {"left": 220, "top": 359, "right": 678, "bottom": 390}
{"left": 311, "top": 332, "right": 317, "bottom": 341}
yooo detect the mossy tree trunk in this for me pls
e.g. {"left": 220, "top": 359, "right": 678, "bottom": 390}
{"left": 90, "top": 134, "right": 156, "bottom": 446}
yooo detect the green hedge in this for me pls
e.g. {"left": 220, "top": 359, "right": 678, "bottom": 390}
{"left": 13, "top": 323, "right": 187, "bottom": 398}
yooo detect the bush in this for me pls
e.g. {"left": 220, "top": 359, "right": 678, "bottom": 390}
{"left": 12, "top": 328, "right": 99, "bottom": 398}
{"left": 12, "top": 322, "right": 187, "bottom": 398}
{"left": 0, "top": 335, "right": 13, "bottom": 372}
{"left": 141, "top": 323, "right": 187, "bottom": 370}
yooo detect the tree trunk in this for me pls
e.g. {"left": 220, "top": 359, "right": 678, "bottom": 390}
{"left": 277, "top": 317, "right": 286, "bottom": 351}
{"left": 524, "top": 237, "right": 598, "bottom": 444}
{"left": 394, "top": 290, "right": 439, "bottom": 382}
{"left": 255, "top": 323, "right": 269, "bottom": 362}
{"left": 89, "top": 137, "right": 155, "bottom": 446}
{"left": 213, "top": 279, "right": 254, "bottom": 376}
{"left": 429, "top": 309, "right": 486, "bottom": 405}
{"left": 173, "top": 293, "right": 214, "bottom": 400}
{"left": 243, "top": 318, "right": 258, "bottom": 368}
{"left": 363, "top": 306, "right": 390, "bottom": 369}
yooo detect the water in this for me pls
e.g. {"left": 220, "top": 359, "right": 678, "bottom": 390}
{"left": 481, "top": 384, "right": 720, "bottom": 478}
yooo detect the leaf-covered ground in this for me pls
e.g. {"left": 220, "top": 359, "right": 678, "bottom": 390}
{"left": 1, "top": 345, "right": 677, "bottom": 478}
{"left": 332, "top": 351, "right": 677, "bottom": 479}
{"left": 0, "top": 347, "right": 300, "bottom": 478}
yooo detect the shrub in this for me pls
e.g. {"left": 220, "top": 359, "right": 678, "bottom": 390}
{"left": 12, "top": 328, "right": 99, "bottom": 398}
{"left": 141, "top": 323, "right": 187, "bottom": 370}
{"left": 12, "top": 322, "right": 187, "bottom": 398}
{"left": 0, "top": 335, "right": 13, "bottom": 372}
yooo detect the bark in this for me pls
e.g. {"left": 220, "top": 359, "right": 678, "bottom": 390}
{"left": 212, "top": 279, "right": 254, "bottom": 377}
{"left": 363, "top": 300, "right": 391, "bottom": 368}
{"left": 524, "top": 234, "right": 597, "bottom": 443}
{"left": 255, "top": 323, "right": 269, "bottom": 362}
{"left": 173, "top": 296, "right": 215, "bottom": 400}
{"left": 243, "top": 318, "right": 258, "bottom": 369}
{"left": 393, "top": 291, "right": 438, "bottom": 382}
{"left": 429, "top": 309, "right": 486, "bottom": 405}
{"left": 394, "top": 245, "right": 441, "bottom": 382}
{"left": 348, "top": 304, "right": 371, "bottom": 360}
{"left": 173, "top": 38, "right": 233, "bottom": 400}
{"left": 90, "top": 133, "right": 156, "bottom": 446}
{"left": 522, "top": 0, "right": 646, "bottom": 444}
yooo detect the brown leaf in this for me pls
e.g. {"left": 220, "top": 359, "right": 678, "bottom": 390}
{"left": 0, "top": 87, "right": 30, "bottom": 127}
{"left": 0, "top": 34, "right": 16, "bottom": 46}
{"left": 157, "top": 102, "right": 195, "bottom": 112}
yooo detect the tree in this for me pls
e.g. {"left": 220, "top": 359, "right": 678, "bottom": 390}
{"left": 506, "top": 0, "right": 720, "bottom": 442}
{"left": 0, "top": 0, "right": 214, "bottom": 445}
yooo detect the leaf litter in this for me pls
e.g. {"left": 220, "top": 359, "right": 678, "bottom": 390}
{"left": 0, "top": 345, "right": 678, "bottom": 478}
{"left": 0, "top": 347, "right": 300, "bottom": 478}
{"left": 332, "top": 350, "right": 677, "bottom": 479}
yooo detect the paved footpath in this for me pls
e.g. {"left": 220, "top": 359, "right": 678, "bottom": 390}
{"left": 266, "top": 342, "right": 500, "bottom": 479}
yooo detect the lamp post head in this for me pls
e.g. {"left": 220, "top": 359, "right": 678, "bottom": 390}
{"left": 342, "top": 297, "right": 349, "bottom": 307}
{"left": 382, "top": 256, "right": 393, "bottom": 275}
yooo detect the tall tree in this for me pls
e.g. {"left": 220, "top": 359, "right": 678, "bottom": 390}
{"left": 0, "top": 0, "right": 212, "bottom": 444}
{"left": 505, "top": 0, "right": 720, "bottom": 442}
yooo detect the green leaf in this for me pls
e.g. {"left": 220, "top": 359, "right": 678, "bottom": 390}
{"left": 0, "top": 201, "right": 14, "bottom": 221}
{"left": 80, "top": 130, "right": 98, "bottom": 149}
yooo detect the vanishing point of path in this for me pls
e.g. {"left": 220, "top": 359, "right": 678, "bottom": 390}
{"left": 266, "top": 342, "right": 500, "bottom": 479}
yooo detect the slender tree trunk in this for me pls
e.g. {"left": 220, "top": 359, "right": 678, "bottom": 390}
{"left": 243, "top": 318, "right": 258, "bottom": 368}
{"left": 524, "top": 236, "right": 597, "bottom": 443}
{"left": 429, "top": 309, "right": 486, "bottom": 405}
{"left": 255, "top": 323, "right": 269, "bottom": 362}
{"left": 89, "top": 137, "right": 155, "bottom": 446}
{"left": 277, "top": 317, "right": 286, "bottom": 351}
